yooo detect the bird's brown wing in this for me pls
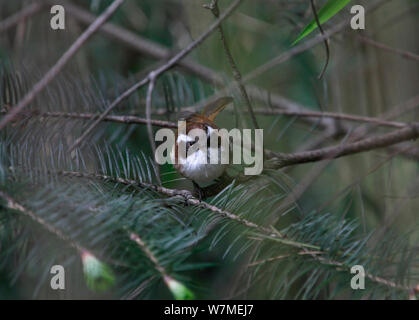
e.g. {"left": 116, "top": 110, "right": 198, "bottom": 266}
{"left": 201, "top": 97, "right": 233, "bottom": 122}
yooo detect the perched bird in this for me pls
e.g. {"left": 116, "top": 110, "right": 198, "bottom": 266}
{"left": 170, "top": 97, "right": 233, "bottom": 197}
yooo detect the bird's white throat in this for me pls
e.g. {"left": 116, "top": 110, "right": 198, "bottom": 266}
{"left": 171, "top": 131, "right": 227, "bottom": 185}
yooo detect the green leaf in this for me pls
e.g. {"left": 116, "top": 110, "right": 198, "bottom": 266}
{"left": 292, "top": 0, "right": 352, "bottom": 45}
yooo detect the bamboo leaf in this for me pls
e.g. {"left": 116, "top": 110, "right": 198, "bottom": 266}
{"left": 292, "top": 0, "right": 352, "bottom": 45}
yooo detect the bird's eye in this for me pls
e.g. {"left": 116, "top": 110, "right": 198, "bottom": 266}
{"left": 186, "top": 137, "right": 198, "bottom": 149}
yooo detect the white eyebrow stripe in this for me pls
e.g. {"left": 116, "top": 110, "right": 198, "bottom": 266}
{"left": 207, "top": 126, "right": 215, "bottom": 136}
{"left": 177, "top": 134, "right": 194, "bottom": 143}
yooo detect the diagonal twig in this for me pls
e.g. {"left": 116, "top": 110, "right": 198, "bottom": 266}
{"left": 266, "top": 123, "right": 419, "bottom": 168}
{"left": 356, "top": 34, "right": 419, "bottom": 62}
{"left": 0, "top": 1, "right": 43, "bottom": 34}
{"left": 0, "top": 0, "right": 125, "bottom": 131}
{"left": 68, "top": 0, "right": 244, "bottom": 151}
{"left": 59, "top": 170, "right": 418, "bottom": 294}
{"left": 204, "top": 0, "right": 259, "bottom": 129}
{"left": 59, "top": 170, "right": 277, "bottom": 236}
{"left": 310, "top": 0, "right": 330, "bottom": 79}
{"left": 0, "top": 190, "right": 86, "bottom": 253}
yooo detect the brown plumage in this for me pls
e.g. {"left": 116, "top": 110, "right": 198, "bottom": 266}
{"left": 171, "top": 97, "right": 233, "bottom": 186}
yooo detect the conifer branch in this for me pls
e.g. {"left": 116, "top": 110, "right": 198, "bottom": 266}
{"left": 58, "top": 171, "right": 418, "bottom": 295}
{"left": 58, "top": 170, "right": 277, "bottom": 237}
{"left": 129, "top": 232, "right": 167, "bottom": 276}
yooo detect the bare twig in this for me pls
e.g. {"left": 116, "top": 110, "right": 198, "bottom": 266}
{"left": 316, "top": 144, "right": 419, "bottom": 213}
{"left": 0, "top": 107, "right": 407, "bottom": 129}
{"left": 313, "top": 255, "right": 414, "bottom": 292}
{"left": 29, "top": 111, "right": 177, "bottom": 128}
{"left": 3, "top": 106, "right": 416, "bottom": 169}
{"left": 356, "top": 34, "right": 419, "bottom": 62}
{"left": 129, "top": 232, "right": 166, "bottom": 276}
{"left": 0, "top": 2, "right": 43, "bottom": 33}
{"left": 145, "top": 73, "right": 161, "bottom": 184}
{"left": 204, "top": 0, "right": 259, "bottom": 129}
{"left": 255, "top": 108, "right": 407, "bottom": 128}
{"left": 267, "top": 123, "right": 419, "bottom": 168}
{"left": 0, "top": 0, "right": 125, "bottom": 131}
{"left": 59, "top": 170, "right": 418, "bottom": 294}
{"left": 61, "top": 0, "right": 392, "bottom": 136}
{"left": 0, "top": 190, "right": 86, "bottom": 253}
{"left": 248, "top": 250, "right": 325, "bottom": 267}
{"left": 59, "top": 170, "right": 278, "bottom": 237}
{"left": 68, "top": 0, "right": 244, "bottom": 151}
{"left": 62, "top": 0, "right": 375, "bottom": 132}
{"left": 310, "top": 0, "right": 330, "bottom": 79}
{"left": 195, "top": 0, "right": 390, "bottom": 129}
{"left": 59, "top": 0, "right": 221, "bottom": 84}
{"left": 242, "top": 0, "right": 390, "bottom": 86}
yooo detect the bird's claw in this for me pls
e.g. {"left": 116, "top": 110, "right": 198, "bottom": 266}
{"left": 192, "top": 181, "right": 205, "bottom": 202}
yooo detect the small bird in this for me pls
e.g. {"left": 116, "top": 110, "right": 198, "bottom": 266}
{"left": 171, "top": 97, "right": 233, "bottom": 198}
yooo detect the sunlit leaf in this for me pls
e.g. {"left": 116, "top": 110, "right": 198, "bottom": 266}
{"left": 292, "top": 0, "right": 352, "bottom": 45}
{"left": 164, "top": 276, "right": 195, "bottom": 300}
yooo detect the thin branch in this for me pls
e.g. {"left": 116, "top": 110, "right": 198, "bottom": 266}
{"left": 310, "top": 0, "right": 330, "bottom": 79}
{"left": 0, "top": 0, "right": 125, "bottom": 131}
{"left": 3, "top": 106, "right": 416, "bottom": 169}
{"left": 356, "top": 34, "right": 419, "bottom": 62}
{"left": 313, "top": 255, "right": 414, "bottom": 292}
{"left": 266, "top": 123, "right": 419, "bottom": 168}
{"left": 60, "top": 170, "right": 418, "bottom": 294}
{"left": 145, "top": 73, "right": 161, "bottom": 184}
{"left": 129, "top": 231, "right": 191, "bottom": 298}
{"left": 61, "top": 0, "right": 348, "bottom": 131}
{"left": 0, "top": 2, "right": 43, "bottom": 34}
{"left": 0, "top": 107, "right": 407, "bottom": 129}
{"left": 0, "top": 190, "right": 86, "bottom": 253}
{"left": 242, "top": 0, "right": 390, "bottom": 86}
{"left": 196, "top": 0, "right": 390, "bottom": 129}
{"left": 129, "top": 232, "right": 166, "bottom": 276}
{"left": 52, "top": 0, "right": 222, "bottom": 84}
{"left": 317, "top": 143, "right": 418, "bottom": 214}
{"left": 68, "top": 0, "right": 244, "bottom": 151}
{"left": 204, "top": 0, "right": 259, "bottom": 129}
{"left": 255, "top": 108, "right": 407, "bottom": 128}
{"left": 31, "top": 111, "right": 177, "bottom": 128}
{"left": 59, "top": 170, "right": 279, "bottom": 237}
{"left": 63, "top": 0, "right": 391, "bottom": 135}
{"left": 248, "top": 250, "right": 325, "bottom": 267}
{"left": 69, "top": 77, "right": 150, "bottom": 151}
